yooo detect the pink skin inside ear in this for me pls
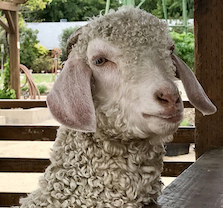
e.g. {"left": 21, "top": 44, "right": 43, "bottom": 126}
{"left": 47, "top": 58, "right": 96, "bottom": 132}
{"left": 171, "top": 54, "right": 217, "bottom": 116}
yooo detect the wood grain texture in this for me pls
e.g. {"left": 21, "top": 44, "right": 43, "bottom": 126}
{"left": 0, "top": 157, "right": 191, "bottom": 176}
{"left": 172, "top": 126, "right": 195, "bottom": 143}
{"left": 0, "top": 192, "right": 27, "bottom": 207}
{"left": 2, "top": 147, "right": 220, "bottom": 208}
{"left": 0, "top": 99, "right": 47, "bottom": 108}
{"left": 8, "top": 10, "right": 20, "bottom": 98}
{"left": 146, "top": 148, "right": 223, "bottom": 208}
{"left": 0, "top": 158, "right": 50, "bottom": 172}
{"left": 194, "top": 0, "right": 223, "bottom": 158}
{"left": 0, "top": 125, "right": 58, "bottom": 141}
{"left": 0, "top": 100, "right": 191, "bottom": 109}
{"left": 0, "top": 1, "right": 19, "bottom": 11}
{"left": 0, "top": 125, "right": 194, "bottom": 143}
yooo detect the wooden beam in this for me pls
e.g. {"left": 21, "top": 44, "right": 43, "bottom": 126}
{"left": 0, "top": 125, "right": 59, "bottom": 141}
{"left": 0, "top": 193, "right": 27, "bottom": 207}
{"left": 0, "top": 125, "right": 194, "bottom": 142}
{"left": 0, "top": 158, "right": 50, "bottom": 172}
{"left": 151, "top": 148, "right": 223, "bottom": 208}
{"left": 0, "top": 99, "right": 47, "bottom": 108}
{"left": 183, "top": 101, "right": 193, "bottom": 108}
{"left": 173, "top": 126, "right": 195, "bottom": 143}
{"left": 162, "top": 161, "right": 193, "bottom": 177}
{"left": 194, "top": 0, "right": 223, "bottom": 158}
{"left": 8, "top": 10, "right": 20, "bottom": 98}
{"left": 5, "top": 0, "right": 27, "bottom": 4}
{"left": 0, "top": 1, "right": 19, "bottom": 11}
{"left": 0, "top": 17, "right": 10, "bottom": 33}
{"left": 4, "top": 10, "right": 15, "bottom": 34}
{"left": 0, "top": 100, "right": 192, "bottom": 110}
{"left": 0, "top": 157, "right": 192, "bottom": 177}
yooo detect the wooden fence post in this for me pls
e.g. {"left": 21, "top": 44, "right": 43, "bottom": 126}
{"left": 8, "top": 10, "right": 20, "bottom": 98}
{"left": 194, "top": 0, "right": 223, "bottom": 158}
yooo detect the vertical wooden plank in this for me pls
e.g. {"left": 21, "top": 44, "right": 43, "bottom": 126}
{"left": 8, "top": 10, "right": 20, "bottom": 98}
{"left": 194, "top": 0, "right": 223, "bottom": 158}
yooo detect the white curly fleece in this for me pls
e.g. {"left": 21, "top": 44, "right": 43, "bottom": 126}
{"left": 20, "top": 127, "right": 165, "bottom": 207}
{"left": 19, "top": 6, "right": 178, "bottom": 208}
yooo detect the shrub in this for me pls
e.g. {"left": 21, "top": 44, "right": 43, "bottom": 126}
{"left": 170, "top": 31, "right": 194, "bottom": 70}
{"left": 21, "top": 84, "right": 48, "bottom": 95}
{"left": 59, "top": 26, "right": 79, "bottom": 62}
{"left": 35, "top": 44, "right": 49, "bottom": 57}
{"left": 0, "top": 88, "right": 16, "bottom": 99}
{"left": 0, "top": 62, "right": 16, "bottom": 99}
{"left": 37, "top": 84, "right": 48, "bottom": 94}
{"left": 20, "top": 25, "right": 39, "bottom": 68}
{"left": 21, "top": 85, "right": 29, "bottom": 91}
{"left": 180, "top": 119, "right": 190, "bottom": 126}
{"left": 31, "top": 56, "right": 53, "bottom": 73}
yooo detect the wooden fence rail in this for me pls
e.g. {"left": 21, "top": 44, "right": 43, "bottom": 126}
{"left": 0, "top": 125, "right": 194, "bottom": 142}
{"left": 0, "top": 99, "right": 194, "bottom": 109}
{"left": 0, "top": 100, "right": 195, "bottom": 206}
{"left": 0, "top": 157, "right": 193, "bottom": 176}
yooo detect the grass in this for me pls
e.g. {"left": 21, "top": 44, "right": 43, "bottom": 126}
{"left": 180, "top": 119, "right": 191, "bottom": 126}
{"left": 0, "top": 73, "right": 55, "bottom": 85}
{"left": 20, "top": 73, "right": 55, "bottom": 94}
{"left": 20, "top": 73, "right": 55, "bottom": 84}
{"left": 1, "top": 74, "right": 55, "bottom": 96}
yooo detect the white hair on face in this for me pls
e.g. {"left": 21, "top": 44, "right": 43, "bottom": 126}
{"left": 86, "top": 38, "right": 180, "bottom": 141}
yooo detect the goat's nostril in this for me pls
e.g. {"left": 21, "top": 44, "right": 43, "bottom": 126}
{"left": 155, "top": 90, "right": 180, "bottom": 106}
{"left": 157, "top": 93, "right": 169, "bottom": 104}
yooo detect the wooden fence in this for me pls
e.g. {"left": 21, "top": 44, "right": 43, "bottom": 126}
{"left": 0, "top": 100, "right": 195, "bottom": 206}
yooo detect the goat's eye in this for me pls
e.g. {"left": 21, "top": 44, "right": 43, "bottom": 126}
{"left": 94, "top": 57, "right": 108, "bottom": 66}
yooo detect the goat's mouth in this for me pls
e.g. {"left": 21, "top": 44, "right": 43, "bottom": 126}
{"left": 142, "top": 113, "right": 183, "bottom": 123}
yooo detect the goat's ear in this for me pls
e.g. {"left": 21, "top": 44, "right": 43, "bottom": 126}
{"left": 171, "top": 54, "right": 217, "bottom": 115}
{"left": 46, "top": 58, "right": 96, "bottom": 132}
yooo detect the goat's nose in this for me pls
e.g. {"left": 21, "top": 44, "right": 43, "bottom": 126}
{"left": 155, "top": 89, "right": 181, "bottom": 106}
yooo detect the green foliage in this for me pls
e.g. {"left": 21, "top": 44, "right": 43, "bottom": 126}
{"left": 0, "top": 88, "right": 16, "bottom": 99}
{"left": 180, "top": 119, "right": 191, "bottom": 126}
{"left": 119, "top": 0, "right": 194, "bottom": 20}
{"left": 0, "top": 18, "right": 9, "bottom": 65}
{"left": 170, "top": 31, "right": 194, "bottom": 69}
{"left": 0, "top": 62, "right": 16, "bottom": 99}
{"left": 37, "top": 84, "right": 48, "bottom": 94}
{"left": 3, "top": 62, "right": 11, "bottom": 91}
{"left": 21, "top": 0, "right": 52, "bottom": 21}
{"left": 31, "top": 56, "right": 53, "bottom": 73}
{"left": 136, "top": 0, "right": 158, "bottom": 13}
{"left": 59, "top": 27, "right": 79, "bottom": 61}
{"left": 21, "top": 85, "right": 29, "bottom": 91}
{"left": 19, "top": 24, "right": 39, "bottom": 68}
{"left": 23, "top": 0, "right": 52, "bottom": 11}
{"left": 35, "top": 44, "right": 49, "bottom": 57}
{"left": 32, "top": 0, "right": 121, "bottom": 22}
{"left": 145, "top": 0, "right": 194, "bottom": 19}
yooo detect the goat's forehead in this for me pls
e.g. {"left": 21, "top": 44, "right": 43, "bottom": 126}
{"left": 77, "top": 8, "right": 173, "bottom": 61}
{"left": 88, "top": 8, "right": 171, "bottom": 45}
{"left": 73, "top": 7, "right": 175, "bottom": 73}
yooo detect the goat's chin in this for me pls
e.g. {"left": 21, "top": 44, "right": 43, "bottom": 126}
{"left": 141, "top": 116, "right": 182, "bottom": 137}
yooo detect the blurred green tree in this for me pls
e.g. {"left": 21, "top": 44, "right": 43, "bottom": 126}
{"left": 59, "top": 26, "right": 79, "bottom": 62}
{"left": 28, "top": 0, "right": 121, "bottom": 22}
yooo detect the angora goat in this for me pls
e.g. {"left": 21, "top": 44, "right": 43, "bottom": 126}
{"left": 19, "top": 6, "right": 216, "bottom": 208}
